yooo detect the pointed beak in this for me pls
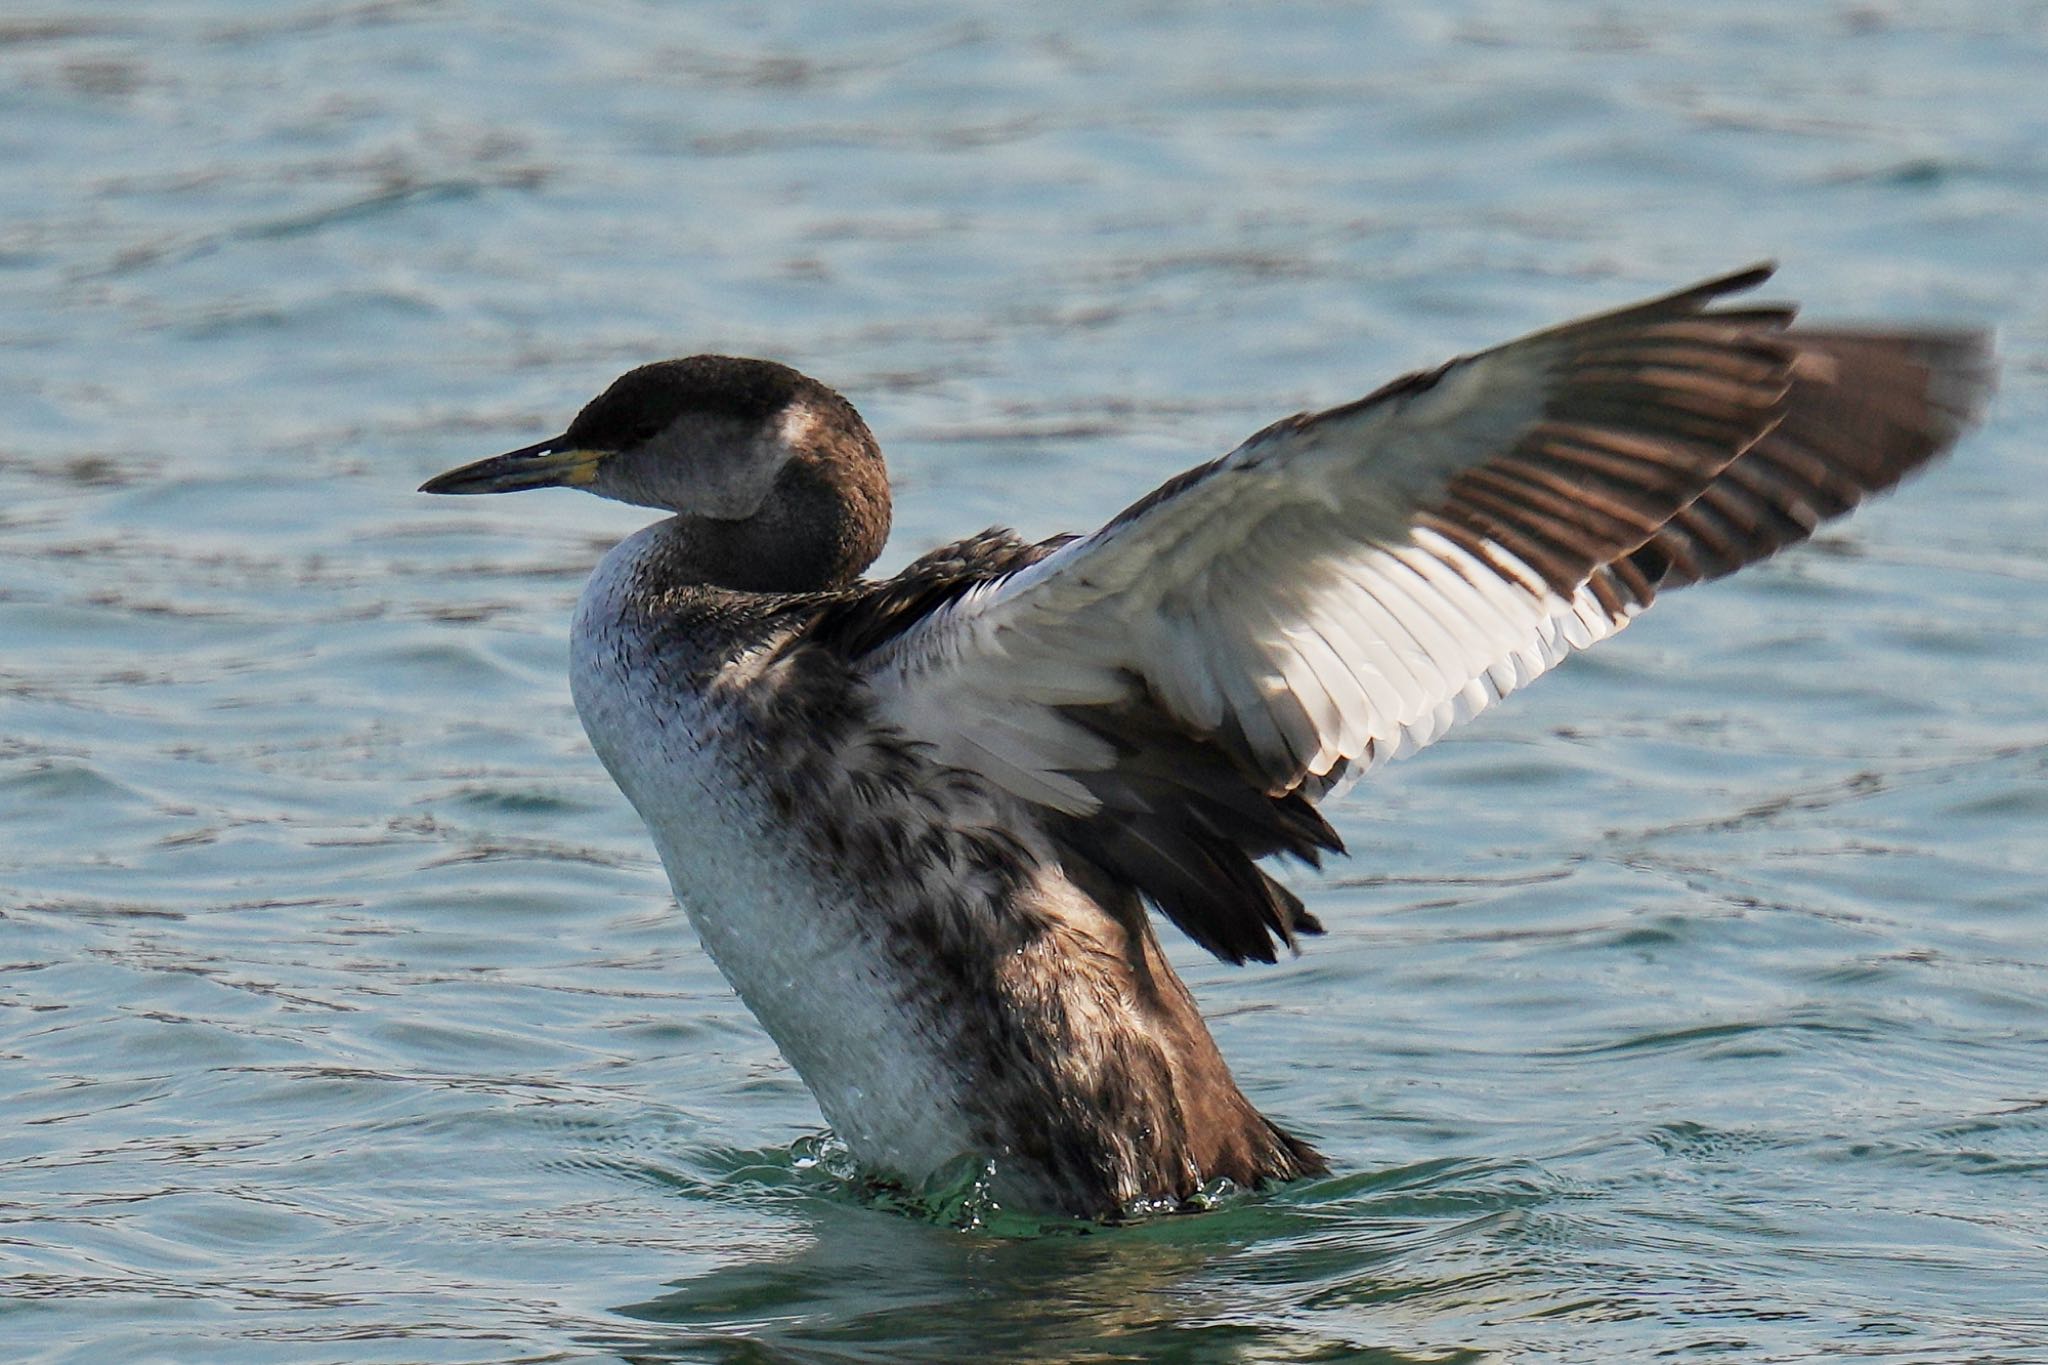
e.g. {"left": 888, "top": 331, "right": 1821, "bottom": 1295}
{"left": 419, "top": 437, "right": 605, "bottom": 495}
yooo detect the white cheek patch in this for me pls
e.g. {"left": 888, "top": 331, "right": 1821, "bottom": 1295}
{"left": 683, "top": 401, "right": 816, "bottom": 520}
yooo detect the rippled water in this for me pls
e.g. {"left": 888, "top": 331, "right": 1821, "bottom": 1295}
{"left": 5, "top": 2, "right": 2047, "bottom": 1361}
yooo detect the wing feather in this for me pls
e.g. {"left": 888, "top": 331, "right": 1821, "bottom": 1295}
{"left": 846, "top": 266, "right": 1992, "bottom": 962}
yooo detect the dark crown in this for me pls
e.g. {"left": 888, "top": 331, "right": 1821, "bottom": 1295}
{"left": 565, "top": 356, "right": 853, "bottom": 450}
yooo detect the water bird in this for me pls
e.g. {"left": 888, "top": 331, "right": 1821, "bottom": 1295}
{"left": 423, "top": 265, "right": 1990, "bottom": 1220}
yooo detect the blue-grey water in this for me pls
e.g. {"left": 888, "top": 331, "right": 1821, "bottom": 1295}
{"left": 5, "top": 3, "right": 2047, "bottom": 1361}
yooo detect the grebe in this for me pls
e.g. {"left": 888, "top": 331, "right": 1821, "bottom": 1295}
{"left": 422, "top": 265, "right": 1990, "bottom": 1219}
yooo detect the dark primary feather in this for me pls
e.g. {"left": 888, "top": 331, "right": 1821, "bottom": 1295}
{"left": 1052, "top": 703, "right": 1340, "bottom": 964}
{"left": 1609, "top": 328, "right": 1993, "bottom": 593}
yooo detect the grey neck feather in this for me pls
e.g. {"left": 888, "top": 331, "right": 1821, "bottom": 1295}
{"left": 591, "top": 400, "right": 893, "bottom": 595}
{"left": 642, "top": 444, "right": 892, "bottom": 595}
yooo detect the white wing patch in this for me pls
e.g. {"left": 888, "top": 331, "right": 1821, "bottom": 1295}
{"left": 869, "top": 501, "right": 1640, "bottom": 820}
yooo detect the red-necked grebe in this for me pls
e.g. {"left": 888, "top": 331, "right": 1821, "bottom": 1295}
{"left": 422, "top": 265, "right": 1991, "bottom": 1219}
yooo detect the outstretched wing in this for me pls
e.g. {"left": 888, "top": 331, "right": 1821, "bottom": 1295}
{"left": 845, "top": 265, "right": 1993, "bottom": 964}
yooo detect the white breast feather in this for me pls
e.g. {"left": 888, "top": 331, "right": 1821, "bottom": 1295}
{"left": 569, "top": 526, "right": 978, "bottom": 1184}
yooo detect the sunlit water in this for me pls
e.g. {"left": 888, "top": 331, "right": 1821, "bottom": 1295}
{"left": 5, "top": 3, "right": 2047, "bottom": 1361}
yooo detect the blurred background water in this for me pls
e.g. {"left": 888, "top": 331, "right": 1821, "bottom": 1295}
{"left": 4, "top": 2, "right": 2047, "bottom": 1361}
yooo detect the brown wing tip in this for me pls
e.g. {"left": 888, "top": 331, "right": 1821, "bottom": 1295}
{"left": 1623, "top": 322, "right": 1995, "bottom": 592}
{"left": 1519, "top": 261, "right": 1790, "bottom": 346}
{"left": 1790, "top": 324, "right": 1997, "bottom": 454}
{"left": 1901, "top": 327, "right": 1997, "bottom": 433}
{"left": 1625, "top": 261, "right": 1781, "bottom": 312}
{"left": 1433, "top": 269, "right": 1994, "bottom": 603}
{"left": 1682, "top": 260, "right": 1779, "bottom": 304}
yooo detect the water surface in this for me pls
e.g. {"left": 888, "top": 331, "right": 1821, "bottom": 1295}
{"left": 5, "top": 2, "right": 2047, "bottom": 1361}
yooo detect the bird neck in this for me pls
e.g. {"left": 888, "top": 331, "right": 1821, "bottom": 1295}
{"left": 669, "top": 448, "right": 892, "bottom": 593}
